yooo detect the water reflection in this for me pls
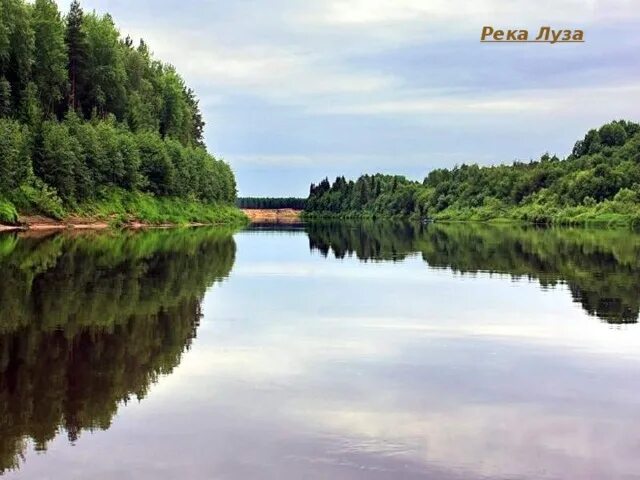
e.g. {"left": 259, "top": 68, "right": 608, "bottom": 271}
{"left": 306, "top": 222, "right": 640, "bottom": 324}
{"left": 2, "top": 223, "right": 640, "bottom": 479}
{"left": 0, "top": 229, "right": 236, "bottom": 472}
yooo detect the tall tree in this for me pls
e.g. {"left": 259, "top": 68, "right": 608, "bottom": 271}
{"left": 185, "top": 87, "right": 205, "bottom": 147}
{"left": 159, "top": 67, "right": 188, "bottom": 141}
{"left": 32, "top": 0, "right": 67, "bottom": 117}
{"left": 0, "top": 1, "right": 10, "bottom": 71}
{"left": 84, "top": 12, "right": 127, "bottom": 119}
{"left": 1, "top": 0, "right": 35, "bottom": 111}
{"left": 64, "top": 0, "right": 87, "bottom": 113}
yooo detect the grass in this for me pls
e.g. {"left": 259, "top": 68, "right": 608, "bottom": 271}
{"left": 75, "top": 189, "right": 248, "bottom": 226}
{"left": 303, "top": 199, "right": 640, "bottom": 228}
{"left": 0, "top": 198, "right": 18, "bottom": 224}
{"left": 0, "top": 186, "right": 248, "bottom": 228}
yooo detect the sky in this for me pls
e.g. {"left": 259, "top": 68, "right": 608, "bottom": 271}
{"left": 55, "top": 0, "right": 640, "bottom": 196}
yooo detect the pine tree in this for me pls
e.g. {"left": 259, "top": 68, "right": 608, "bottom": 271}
{"left": 0, "top": 1, "right": 10, "bottom": 71}
{"left": 32, "top": 0, "right": 67, "bottom": 117}
{"left": 186, "top": 87, "right": 205, "bottom": 147}
{"left": 64, "top": 0, "right": 87, "bottom": 113}
{"left": 2, "top": 0, "right": 35, "bottom": 111}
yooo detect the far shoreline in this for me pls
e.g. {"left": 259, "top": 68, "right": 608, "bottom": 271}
{"left": 0, "top": 209, "right": 305, "bottom": 232}
{"left": 242, "top": 209, "right": 302, "bottom": 223}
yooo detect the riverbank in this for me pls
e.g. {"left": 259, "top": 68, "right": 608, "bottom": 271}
{"left": 0, "top": 192, "right": 249, "bottom": 231}
{"left": 0, "top": 189, "right": 249, "bottom": 232}
{"left": 243, "top": 209, "right": 302, "bottom": 223}
{"left": 301, "top": 201, "right": 640, "bottom": 227}
{"left": 0, "top": 215, "right": 246, "bottom": 232}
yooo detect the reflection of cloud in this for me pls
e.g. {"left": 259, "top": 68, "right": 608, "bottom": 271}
{"left": 157, "top": 299, "right": 640, "bottom": 479}
{"left": 292, "top": 402, "right": 640, "bottom": 479}
{"left": 225, "top": 256, "right": 640, "bottom": 357}
{"left": 171, "top": 312, "right": 640, "bottom": 389}
{"left": 19, "top": 230, "right": 639, "bottom": 478}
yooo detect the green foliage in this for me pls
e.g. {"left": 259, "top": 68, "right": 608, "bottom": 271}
{"left": 1, "top": 0, "right": 35, "bottom": 112}
{"left": 305, "top": 174, "right": 418, "bottom": 218}
{"left": 83, "top": 12, "right": 127, "bottom": 119}
{"left": 75, "top": 188, "right": 248, "bottom": 225}
{"left": 0, "top": 118, "right": 30, "bottom": 191}
{"left": 0, "top": 0, "right": 239, "bottom": 224}
{"left": 0, "top": 197, "right": 17, "bottom": 223}
{"left": 32, "top": 0, "right": 66, "bottom": 117}
{"left": 34, "top": 120, "right": 81, "bottom": 203}
{"left": 65, "top": 0, "right": 87, "bottom": 112}
{"left": 0, "top": 77, "right": 11, "bottom": 116}
{"left": 305, "top": 121, "right": 640, "bottom": 226}
{"left": 137, "top": 130, "right": 175, "bottom": 195}
{"left": 12, "top": 179, "right": 65, "bottom": 218}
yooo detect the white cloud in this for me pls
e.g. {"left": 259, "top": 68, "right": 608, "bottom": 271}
{"left": 313, "top": 0, "right": 638, "bottom": 27}
{"left": 316, "top": 83, "right": 640, "bottom": 118}
{"left": 52, "top": 0, "right": 640, "bottom": 193}
{"left": 62, "top": 0, "right": 640, "bottom": 116}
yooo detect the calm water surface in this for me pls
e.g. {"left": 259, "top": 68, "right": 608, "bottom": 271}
{"left": 1, "top": 223, "right": 640, "bottom": 479}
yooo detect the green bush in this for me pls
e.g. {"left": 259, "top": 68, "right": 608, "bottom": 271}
{"left": 12, "top": 181, "right": 66, "bottom": 219}
{"left": 0, "top": 199, "right": 19, "bottom": 224}
{"left": 75, "top": 188, "right": 248, "bottom": 226}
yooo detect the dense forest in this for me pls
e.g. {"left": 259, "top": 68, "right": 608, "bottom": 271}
{"left": 236, "top": 197, "right": 306, "bottom": 209}
{"left": 305, "top": 120, "right": 640, "bottom": 225}
{"left": 0, "top": 228, "right": 236, "bottom": 471}
{"left": 306, "top": 221, "right": 640, "bottom": 324}
{"left": 0, "top": 0, "right": 242, "bottom": 225}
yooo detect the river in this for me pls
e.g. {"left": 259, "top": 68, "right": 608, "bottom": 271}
{"left": 1, "top": 222, "right": 639, "bottom": 479}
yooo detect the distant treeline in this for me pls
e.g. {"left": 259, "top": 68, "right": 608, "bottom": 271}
{"left": 237, "top": 197, "right": 307, "bottom": 209}
{"left": 0, "top": 0, "right": 237, "bottom": 224}
{"left": 305, "top": 121, "right": 640, "bottom": 225}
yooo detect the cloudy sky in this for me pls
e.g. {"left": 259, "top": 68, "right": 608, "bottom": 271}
{"left": 56, "top": 0, "right": 640, "bottom": 196}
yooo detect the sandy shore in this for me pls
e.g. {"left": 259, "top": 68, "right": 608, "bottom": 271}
{"left": 0, "top": 215, "right": 211, "bottom": 232}
{"left": 242, "top": 209, "right": 302, "bottom": 223}
{"left": 0, "top": 210, "right": 300, "bottom": 231}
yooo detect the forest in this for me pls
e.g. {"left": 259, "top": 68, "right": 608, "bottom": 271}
{"left": 305, "top": 120, "right": 640, "bottom": 225}
{"left": 0, "top": 0, "right": 242, "bottom": 225}
{"left": 236, "top": 197, "right": 307, "bottom": 209}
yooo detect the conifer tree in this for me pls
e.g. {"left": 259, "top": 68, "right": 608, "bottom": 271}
{"left": 32, "top": 0, "right": 66, "bottom": 117}
{"left": 64, "top": 0, "right": 87, "bottom": 113}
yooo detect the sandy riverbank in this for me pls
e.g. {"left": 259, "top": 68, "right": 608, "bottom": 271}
{"left": 0, "top": 209, "right": 300, "bottom": 232}
{"left": 242, "top": 209, "right": 302, "bottom": 223}
{"left": 0, "top": 215, "right": 214, "bottom": 232}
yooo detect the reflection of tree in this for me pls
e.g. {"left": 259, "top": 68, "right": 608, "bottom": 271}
{"left": 306, "top": 221, "right": 420, "bottom": 261}
{"left": 0, "top": 229, "right": 236, "bottom": 472}
{"left": 307, "top": 221, "right": 640, "bottom": 324}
